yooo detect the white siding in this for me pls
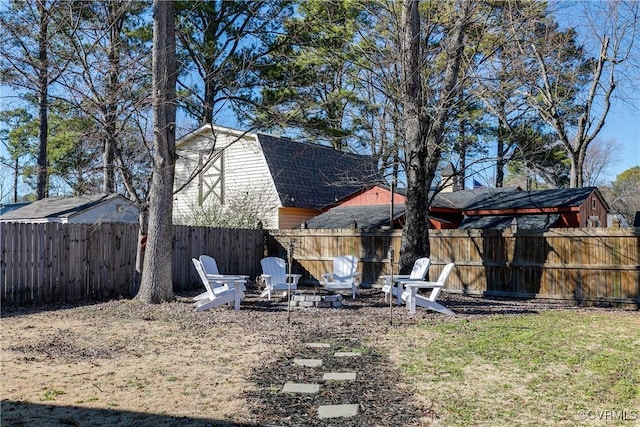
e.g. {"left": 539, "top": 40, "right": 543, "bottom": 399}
{"left": 173, "top": 126, "right": 282, "bottom": 228}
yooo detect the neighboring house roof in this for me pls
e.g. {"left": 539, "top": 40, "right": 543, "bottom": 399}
{"left": 303, "top": 186, "right": 605, "bottom": 230}
{"left": 457, "top": 187, "right": 606, "bottom": 230}
{"left": 432, "top": 187, "right": 521, "bottom": 210}
{"left": 0, "top": 202, "right": 31, "bottom": 216}
{"left": 459, "top": 214, "right": 560, "bottom": 230}
{"left": 302, "top": 204, "right": 406, "bottom": 230}
{"left": 0, "top": 193, "right": 137, "bottom": 223}
{"left": 462, "top": 186, "right": 604, "bottom": 213}
{"left": 257, "top": 133, "right": 381, "bottom": 210}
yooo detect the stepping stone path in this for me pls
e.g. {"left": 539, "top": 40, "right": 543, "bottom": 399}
{"left": 282, "top": 382, "right": 320, "bottom": 394}
{"left": 279, "top": 340, "right": 361, "bottom": 420}
{"left": 305, "top": 342, "right": 331, "bottom": 348}
{"left": 293, "top": 358, "right": 322, "bottom": 367}
{"left": 322, "top": 372, "right": 357, "bottom": 381}
{"left": 317, "top": 403, "right": 360, "bottom": 420}
{"left": 334, "top": 351, "right": 362, "bottom": 357}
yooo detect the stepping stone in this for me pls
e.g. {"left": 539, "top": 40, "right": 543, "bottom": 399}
{"left": 306, "top": 342, "right": 330, "bottom": 348}
{"left": 282, "top": 382, "right": 320, "bottom": 394}
{"left": 322, "top": 372, "right": 356, "bottom": 381}
{"left": 317, "top": 403, "right": 359, "bottom": 419}
{"left": 294, "top": 358, "right": 322, "bottom": 367}
{"left": 334, "top": 351, "right": 361, "bottom": 357}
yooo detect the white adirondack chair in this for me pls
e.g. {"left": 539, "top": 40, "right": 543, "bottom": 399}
{"left": 321, "top": 255, "right": 360, "bottom": 299}
{"left": 260, "top": 257, "right": 301, "bottom": 300}
{"left": 402, "top": 263, "right": 455, "bottom": 315}
{"left": 199, "top": 255, "right": 247, "bottom": 292}
{"left": 192, "top": 258, "right": 244, "bottom": 311}
{"left": 380, "top": 257, "right": 431, "bottom": 306}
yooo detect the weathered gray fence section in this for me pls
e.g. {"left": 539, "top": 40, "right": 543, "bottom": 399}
{"left": 173, "top": 225, "right": 265, "bottom": 289}
{"left": 267, "top": 228, "right": 640, "bottom": 308}
{"left": 1, "top": 222, "right": 265, "bottom": 306}
{"left": 1, "top": 222, "right": 138, "bottom": 305}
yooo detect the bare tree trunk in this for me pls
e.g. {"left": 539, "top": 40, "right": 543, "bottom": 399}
{"left": 13, "top": 157, "right": 19, "bottom": 202}
{"left": 101, "top": 3, "right": 125, "bottom": 194}
{"left": 36, "top": 0, "right": 49, "bottom": 200}
{"left": 399, "top": 0, "right": 473, "bottom": 273}
{"left": 136, "top": 0, "right": 177, "bottom": 304}
{"left": 399, "top": 0, "right": 427, "bottom": 274}
{"left": 102, "top": 131, "right": 116, "bottom": 193}
{"left": 457, "top": 90, "right": 468, "bottom": 190}
{"left": 493, "top": 97, "right": 506, "bottom": 187}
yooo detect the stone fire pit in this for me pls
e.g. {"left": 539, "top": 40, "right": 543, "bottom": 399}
{"left": 289, "top": 290, "right": 343, "bottom": 308}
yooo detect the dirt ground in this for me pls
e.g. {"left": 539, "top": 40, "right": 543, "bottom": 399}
{"left": 1, "top": 287, "right": 593, "bottom": 426}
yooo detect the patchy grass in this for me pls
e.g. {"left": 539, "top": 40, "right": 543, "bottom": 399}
{"left": 1, "top": 292, "right": 637, "bottom": 426}
{"left": 385, "top": 311, "right": 640, "bottom": 426}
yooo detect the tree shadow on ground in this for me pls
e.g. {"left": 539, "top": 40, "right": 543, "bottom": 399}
{"left": 439, "top": 292, "right": 573, "bottom": 316}
{"left": 0, "top": 300, "right": 109, "bottom": 319}
{"left": 1, "top": 400, "right": 257, "bottom": 427}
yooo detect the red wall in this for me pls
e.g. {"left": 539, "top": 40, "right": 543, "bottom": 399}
{"left": 338, "top": 186, "right": 406, "bottom": 206}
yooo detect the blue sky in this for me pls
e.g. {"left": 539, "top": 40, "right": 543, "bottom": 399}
{"left": 597, "top": 97, "right": 640, "bottom": 181}
{"left": 556, "top": 0, "right": 640, "bottom": 182}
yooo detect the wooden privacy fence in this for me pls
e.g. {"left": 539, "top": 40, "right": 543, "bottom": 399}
{"left": 2, "top": 223, "right": 638, "bottom": 308}
{"left": 1, "top": 222, "right": 265, "bottom": 306}
{"left": 266, "top": 228, "right": 640, "bottom": 308}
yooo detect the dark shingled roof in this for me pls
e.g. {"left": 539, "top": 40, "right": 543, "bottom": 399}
{"left": 459, "top": 214, "right": 560, "bottom": 230}
{"left": 258, "top": 134, "right": 381, "bottom": 209}
{"left": 432, "top": 187, "right": 521, "bottom": 210}
{"left": 0, "top": 194, "right": 120, "bottom": 221}
{"left": 0, "top": 202, "right": 31, "bottom": 216}
{"left": 301, "top": 186, "right": 601, "bottom": 230}
{"left": 462, "top": 187, "right": 599, "bottom": 211}
{"left": 302, "top": 204, "right": 406, "bottom": 230}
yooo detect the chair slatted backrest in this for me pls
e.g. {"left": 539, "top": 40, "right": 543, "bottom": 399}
{"left": 428, "top": 263, "right": 455, "bottom": 301}
{"left": 333, "top": 255, "right": 358, "bottom": 282}
{"left": 199, "top": 255, "right": 220, "bottom": 275}
{"left": 192, "top": 258, "right": 215, "bottom": 299}
{"left": 409, "top": 257, "right": 431, "bottom": 280}
{"left": 436, "top": 263, "right": 455, "bottom": 285}
{"left": 260, "top": 257, "right": 287, "bottom": 284}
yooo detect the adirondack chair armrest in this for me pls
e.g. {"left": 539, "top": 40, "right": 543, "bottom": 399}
{"left": 398, "top": 278, "right": 433, "bottom": 286}
{"left": 206, "top": 273, "right": 245, "bottom": 282}
{"left": 403, "top": 281, "right": 444, "bottom": 290}
{"left": 208, "top": 276, "right": 240, "bottom": 287}
{"left": 286, "top": 274, "right": 302, "bottom": 285}
{"left": 321, "top": 273, "right": 333, "bottom": 284}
